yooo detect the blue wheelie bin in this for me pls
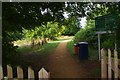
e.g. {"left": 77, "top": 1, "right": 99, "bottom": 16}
{"left": 78, "top": 42, "right": 88, "bottom": 60}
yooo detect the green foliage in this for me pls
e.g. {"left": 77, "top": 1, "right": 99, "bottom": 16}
{"left": 74, "top": 19, "right": 115, "bottom": 49}
{"left": 88, "top": 46, "right": 98, "bottom": 60}
{"left": 74, "top": 20, "right": 97, "bottom": 47}
{"left": 22, "top": 22, "right": 61, "bottom": 41}
{"left": 88, "top": 2, "right": 120, "bottom": 52}
{"left": 88, "top": 3, "right": 120, "bottom": 19}
{"left": 45, "top": 22, "right": 60, "bottom": 40}
{"left": 22, "top": 29, "right": 35, "bottom": 40}
{"left": 101, "top": 33, "right": 115, "bottom": 49}
{"left": 2, "top": 30, "right": 22, "bottom": 66}
{"left": 2, "top": 2, "right": 65, "bottom": 29}
{"left": 62, "top": 16, "right": 80, "bottom": 35}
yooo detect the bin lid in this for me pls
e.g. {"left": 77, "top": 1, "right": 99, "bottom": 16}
{"left": 74, "top": 44, "right": 78, "bottom": 46}
{"left": 78, "top": 42, "right": 88, "bottom": 44}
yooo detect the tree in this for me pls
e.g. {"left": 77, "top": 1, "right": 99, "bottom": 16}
{"left": 62, "top": 16, "right": 80, "bottom": 35}
{"left": 2, "top": 2, "right": 66, "bottom": 66}
{"left": 88, "top": 2, "right": 120, "bottom": 52}
{"left": 74, "top": 19, "right": 97, "bottom": 47}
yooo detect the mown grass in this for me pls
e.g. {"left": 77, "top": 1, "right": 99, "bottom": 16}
{"left": 17, "top": 41, "right": 59, "bottom": 56}
{"left": 17, "top": 45, "right": 35, "bottom": 53}
{"left": 17, "top": 36, "right": 73, "bottom": 54}
{"left": 34, "top": 42, "right": 59, "bottom": 56}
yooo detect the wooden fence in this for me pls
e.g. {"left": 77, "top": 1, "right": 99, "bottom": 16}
{"left": 0, "top": 65, "right": 50, "bottom": 80}
{"left": 101, "top": 49, "right": 120, "bottom": 79}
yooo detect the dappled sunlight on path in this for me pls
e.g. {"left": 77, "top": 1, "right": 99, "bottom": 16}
{"left": 48, "top": 39, "right": 72, "bottom": 43}
{"left": 48, "top": 36, "right": 73, "bottom": 43}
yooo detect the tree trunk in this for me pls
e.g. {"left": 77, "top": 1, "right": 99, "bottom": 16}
{"left": 31, "top": 38, "right": 35, "bottom": 48}
{"left": 43, "top": 38, "right": 47, "bottom": 43}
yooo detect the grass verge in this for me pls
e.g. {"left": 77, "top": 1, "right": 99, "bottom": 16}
{"left": 67, "top": 40, "right": 77, "bottom": 58}
{"left": 88, "top": 46, "right": 98, "bottom": 60}
{"left": 67, "top": 40, "right": 100, "bottom": 78}
{"left": 67, "top": 40, "right": 98, "bottom": 60}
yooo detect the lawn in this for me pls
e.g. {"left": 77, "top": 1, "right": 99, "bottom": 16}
{"left": 34, "top": 42, "right": 59, "bottom": 56}
{"left": 17, "top": 41, "right": 59, "bottom": 56}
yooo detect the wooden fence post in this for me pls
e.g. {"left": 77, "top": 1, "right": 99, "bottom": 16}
{"left": 28, "top": 66, "right": 35, "bottom": 79}
{"left": 0, "top": 65, "right": 3, "bottom": 79}
{"left": 38, "top": 68, "right": 49, "bottom": 80}
{"left": 17, "top": 66, "right": 23, "bottom": 79}
{"left": 108, "top": 49, "right": 112, "bottom": 79}
{"left": 118, "top": 60, "right": 120, "bottom": 78}
{"left": 114, "top": 50, "right": 118, "bottom": 78}
{"left": 7, "top": 65, "right": 13, "bottom": 79}
{"left": 101, "top": 48, "right": 107, "bottom": 78}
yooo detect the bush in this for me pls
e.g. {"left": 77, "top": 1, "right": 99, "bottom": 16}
{"left": 101, "top": 33, "right": 115, "bottom": 49}
{"left": 74, "top": 19, "right": 115, "bottom": 49}
{"left": 73, "top": 26, "right": 97, "bottom": 48}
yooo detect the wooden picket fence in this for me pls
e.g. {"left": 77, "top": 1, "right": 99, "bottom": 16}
{"left": 101, "top": 49, "right": 120, "bottom": 79}
{"left": 0, "top": 65, "right": 50, "bottom": 80}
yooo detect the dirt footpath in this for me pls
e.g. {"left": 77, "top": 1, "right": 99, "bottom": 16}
{"left": 44, "top": 41, "right": 100, "bottom": 78}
